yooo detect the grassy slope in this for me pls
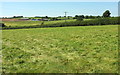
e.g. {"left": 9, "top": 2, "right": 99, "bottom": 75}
{"left": 2, "top": 25, "right": 118, "bottom": 73}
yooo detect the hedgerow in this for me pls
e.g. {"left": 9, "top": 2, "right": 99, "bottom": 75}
{"left": 2, "top": 17, "right": 119, "bottom": 30}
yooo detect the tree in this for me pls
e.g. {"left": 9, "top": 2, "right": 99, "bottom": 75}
{"left": 75, "top": 15, "right": 79, "bottom": 19}
{"left": 85, "top": 15, "right": 89, "bottom": 19}
{"left": 89, "top": 15, "right": 95, "bottom": 19}
{"left": 103, "top": 10, "right": 111, "bottom": 17}
{"left": 0, "top": 23, "right": 6, "bottom": 27}
{"left": 76, "top": 17, "right": 83, "bottom": 21}
{"left": 75, "top": 15, "right": 84, "bottom": 20}
{"left": 80, "top": 15, "right": 84, "bottom": 18}
{"left": 58, "top": 16, "right": 61, "bottom": 18}
{"left": 45, "top": 16, "right": 48, "bottom": 18}
{"left": 13, "top": 16, "right": 23, "bottom": 18}
{"left": 96, "top": 15, "right": 101, "bottom": 18}
{"left": 51, "top": 18, "right": 58, "bottom": 21}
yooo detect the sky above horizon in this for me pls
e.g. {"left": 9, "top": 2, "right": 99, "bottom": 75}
{"left": 0, "top": 0, "right": 119, "bottom": 2}
{"left": 1, "top": 2, "right": 118, "bottom": 17}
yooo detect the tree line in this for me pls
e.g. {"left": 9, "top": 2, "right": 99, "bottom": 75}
{"left": 75, "top": 10, "right": 111, "bottom": 21}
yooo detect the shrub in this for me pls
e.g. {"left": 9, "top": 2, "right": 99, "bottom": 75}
{"left": 76, "top": 17, "right": 83, "bottom": 21}
{"left": 0, "top": 23, "right": 6, "bottom": 27}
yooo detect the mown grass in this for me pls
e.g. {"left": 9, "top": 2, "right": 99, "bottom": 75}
{"left": 2, "top": 25, "right": 118, "bottom": 73}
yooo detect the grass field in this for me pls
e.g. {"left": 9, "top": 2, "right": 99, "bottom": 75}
{"left": 3, "top": 19, "right": 76, "bottom": 27}
{"left": 2, "top": 25, "right": 118, "bottom": 73}
{"left": 3, "top": 19, "right": 93, "bottom": 27}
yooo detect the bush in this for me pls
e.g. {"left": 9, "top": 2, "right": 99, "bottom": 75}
{"left": 0, "top": 23, "right": 6, "bottom": 27}
{"left": 76, "top": 17, "right": 83, "bottom": 21}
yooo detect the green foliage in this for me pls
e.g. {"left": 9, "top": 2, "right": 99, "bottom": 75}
{"left": 75, "top": 15, "right": 84, "bottom": 20}
{"left": 103, "top": 10, "right": 111, "bottom": 17}
{"left": 13, "top": 16, "right": 23, "bottom": 18}
{"left": 89, "top": 15, "right": 96, "bottom": 19}
{"left": 2, "top": 25, "right": 118, "bottom": 73}
{"left": 85, "top": 15, "right": 89, "bottom": 19}
{"left": 3, "top": 19, "right": 76, "bottom": 27}
{"left": 2, "top": 17, "right": 118, "bottom": 30}
{"left": 0, "top": 23, "right": 6, "bottom": 27}
{"left": 76, "top": 17, "right": 83, "bottom": 21}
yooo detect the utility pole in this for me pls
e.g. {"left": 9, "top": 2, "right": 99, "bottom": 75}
{"left": 64, "top": 12, "right": 68, "bottom": 23}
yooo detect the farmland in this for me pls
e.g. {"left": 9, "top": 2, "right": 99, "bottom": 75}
{"left": 3, "top": 19, "right": 76, "bottom": 27}
{"left": 1, "top": 17, "right": 118, "bottom": 30}
{"left": 2, "top": 25, "right": 118, "bottom": 73}
{"left": 2, "top": 19, "right": 94, "bottom": 27}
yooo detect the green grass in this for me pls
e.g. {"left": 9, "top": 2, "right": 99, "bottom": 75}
{"left": 2, "top": 25, "right": 118, "bottom": 73}
{"left": 3, "top": 19, "right": 76, "bottom": 27}
{"left": 4, "top": 21, "right": 43, "bottom": 27}
{"left": 3, "top": 19, "right": 91, "bottom": 27}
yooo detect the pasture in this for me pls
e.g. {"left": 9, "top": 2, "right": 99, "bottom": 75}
{"left": 2, "top": 25, "right": 118, "bottom": 73}
{"left": 3, "top": 19, "right": 76, "bottom": 27}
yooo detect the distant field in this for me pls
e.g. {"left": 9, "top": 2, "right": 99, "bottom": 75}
{"left": 2, "top": 25, "right": 118, "bottom": 73}
{"left": 2, "top": 19, "right": 93, "bottom": 27}
{"left": 3, "top": 19, "right": 76, "bottom": 27}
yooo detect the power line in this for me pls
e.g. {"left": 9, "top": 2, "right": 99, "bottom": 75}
{"left": 64, "top": 12, "right": 68, "bottom": 23}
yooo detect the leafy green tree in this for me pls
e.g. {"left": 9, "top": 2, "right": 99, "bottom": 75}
{"left": 85, "top": 15, "right": 89, "bottom": 19}
{"left": 80, "top": 15, "right": 84, "bottom": 18}
{"left": 45, "top": 16, "right": 48, "bottom": 18}
{"left": 75, "top": 15, "right": 84, "bottom": 21}
{"left": 75, "top": 15, "right": 79, "bottom": 18}
{"left": 89, "top": 15, "right": 95, "bottom": 19}
{"left": 0, "top": 23, "right": 6, "bottom": 27}
{"left": 103, "top": 10, "right": 111, "bottom": 17}
{"left": 75, "top": 15, "right": 84, "bottom": 19}
{"left": 52, "top": 18, "right": 58, "bottom": 21}
{"left": 96, "top": 15, "right": 101, "bottom": 18}
{"left": 76, "top": 16, "right": 83, "bottom": 21}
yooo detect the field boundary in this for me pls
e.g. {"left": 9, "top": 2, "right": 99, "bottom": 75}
{"left": 1, "top": 24, "right": 118, "bottom": 30}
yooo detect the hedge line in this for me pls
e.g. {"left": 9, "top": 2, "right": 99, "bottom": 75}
{"left": 2, "top": 17, "right": 119, "bottom": 30}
